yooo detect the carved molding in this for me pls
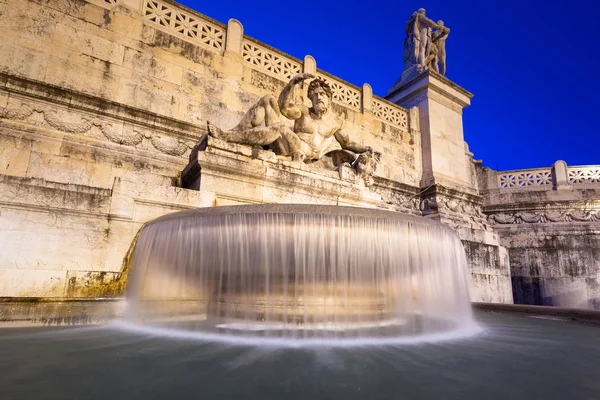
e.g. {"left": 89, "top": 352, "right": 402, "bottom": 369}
{"left": 150, "top": 135, "right": 189, "bottom": 156}
{"left": 420, "top": 192, "right": 489, "bottom": 230}
{"left": 421, "top": 193, "right": 483, "bottom": 216}
{"left": 487, "top": 209, "right": 600, "bottom": 225}
{"left": 399, "top": 92, "right": 427, "bottom": 110}
{"left": 44, "top": 110, "right": 93, "bottom": 134}
{"left": 427, "top": 90, "right": 463, "bottom": 114}
{"left": 101, "top": 125, "right": 145, "bottom": 146}
{"left": 0, "top": 103, "right": 40, "bottom": 120}
{"left": 0, "top": 101, "right": 196, "bottom": 157}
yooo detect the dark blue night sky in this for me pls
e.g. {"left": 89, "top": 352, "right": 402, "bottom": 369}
{"left": 177, "top": 0, "right": 599, "bottom": 171}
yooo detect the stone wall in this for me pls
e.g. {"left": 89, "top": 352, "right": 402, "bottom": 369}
{"left": 0, "top": 0, "right": 424, "bottom": 298}
{"left": 480, "top": 161, "right": 600, "bottom": 309}
{"left": 0, "top": 0, "right": 512, "bottom": 303}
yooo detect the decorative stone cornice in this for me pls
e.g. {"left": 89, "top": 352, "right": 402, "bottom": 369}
{"left": 0, "top": 73, "right": 202, "bottom": 138}
{"left": 419, "top": 184, "right": 489, "bottom": 230}
{"left": 487, "top": 209, "right": 600, "bottom": 225}
{"left": 0, "top": 73, "right": 202, "bottom": 157}
{"left": 385, "top": 70, "right": 473, "bottom": 109}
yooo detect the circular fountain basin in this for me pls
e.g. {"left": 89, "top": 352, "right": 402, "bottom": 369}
{"left": 125, "top": 204, "right": 475, "bottom": 342}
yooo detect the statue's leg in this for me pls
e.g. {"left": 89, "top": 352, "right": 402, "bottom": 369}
{"left": 277, "top": 128, "right": 313, "bottom": 160}
{"left": 418, "top": 32, "right": 428, "bottom": 65}
{"left": 439, "top": 50, "right": 446, "bottom": 75}
{"left": 208, "top": 122, "right": 286, "bottom": 146}
{"left": 269, "top": 137, "right": 290, "bottom": 155}
{"left": 208, "top": 95, "right": 282, "bottom": 144}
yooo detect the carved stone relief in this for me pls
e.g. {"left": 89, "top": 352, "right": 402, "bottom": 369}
{"left": 487, "top": 209, "right": 600, "bottom": 225}
{"left": 0, "top": 101, "right": 197, "bottom": 157}
{"left": 420, "top": 192, "right": 489, "bottom": 229}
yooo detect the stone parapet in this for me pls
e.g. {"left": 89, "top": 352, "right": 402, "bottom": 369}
{"left": 0, "top": 0, "right": 512, "bottom": 305}
{"left": 478, "top": 161, "right": 600, "bottom": 310}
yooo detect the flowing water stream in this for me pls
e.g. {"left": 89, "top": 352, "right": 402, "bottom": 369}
{"left": 125, "top": 205, "right": 477, "bottom": 344}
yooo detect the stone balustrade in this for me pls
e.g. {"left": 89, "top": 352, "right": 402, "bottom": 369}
{"left": 480, "top": 161, "right": 600, "bottom": 226}
{"left": 479, "top": 161, "right": 600, "bottom": 310}
{"left": 490, "top": 161, "right": 600, "bottom": 191}
{"left": 88, "top": 0, "right": 409, "bottom": 130}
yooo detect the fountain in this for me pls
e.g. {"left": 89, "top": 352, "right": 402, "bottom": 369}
{"left": 124, "top": 204, "right": 477, "bottom": 345}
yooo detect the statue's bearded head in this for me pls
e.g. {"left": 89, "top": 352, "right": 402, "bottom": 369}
{"left": 307, "top": 79, "right": 333, "bottom": 115}
{"left": 418, "top": 8, "right": 426, "bottom": 15}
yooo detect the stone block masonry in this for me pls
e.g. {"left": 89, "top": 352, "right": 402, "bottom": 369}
{"left": 0, "top": 0, "right": 519, "bottom": 304}
{"left": 480, "top": 161, "right": 600, "bottom": 309}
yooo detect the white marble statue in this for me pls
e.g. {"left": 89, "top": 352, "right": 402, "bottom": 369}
{"left": 208, "top": 74, "right": 377, "bottom": 169}
{"left": 403, "top": 9, "right": 449, "bottom": 76}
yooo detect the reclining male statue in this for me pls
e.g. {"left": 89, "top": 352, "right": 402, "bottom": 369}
{"left": 207, "top": 73, "right": 379, "bottom": 173}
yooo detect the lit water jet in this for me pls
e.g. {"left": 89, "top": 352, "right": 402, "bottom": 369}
{"left": 125, "top": 204, "right": 476, "bottom": 343}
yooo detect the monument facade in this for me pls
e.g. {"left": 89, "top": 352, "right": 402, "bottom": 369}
{"left": 0, "top": 0, "right": 597, "bottom": 309}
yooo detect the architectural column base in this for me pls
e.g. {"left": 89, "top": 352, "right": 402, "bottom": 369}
{"left": 419, "top": 184, "right": 513, "bottom": 304}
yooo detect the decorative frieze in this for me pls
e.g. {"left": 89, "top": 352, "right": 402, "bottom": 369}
{"left": 0, "top": 99, "right": 196, "bottom": 157}
{"left": 487, "top": 209, "right": 600, "bottom": 225}
{"left": 419, "top": 190, "right": 489, "bottom": 231}
{"left": 420, "top": 193, "right": 485, "bottom": 218}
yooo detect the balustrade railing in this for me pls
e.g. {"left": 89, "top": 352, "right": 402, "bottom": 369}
{"left": 494, "top": 162, "right": 600, "bottom": 190}
{"left": 568, "top": 166, "right": 600, "bottom": 184}
{"left": 497, "top": 168, "right": 553, "bottom": 189}
{"left": 92, "top": 0, "right": 410, "bottom": 131}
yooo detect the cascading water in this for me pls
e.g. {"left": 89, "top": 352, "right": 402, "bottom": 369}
{"left": 125, "top": 204, "right": 477, "bottom": 344}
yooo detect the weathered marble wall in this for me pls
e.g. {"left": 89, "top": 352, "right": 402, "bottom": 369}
{"left": 0, "top": 0, "right": 519, "bottom": 305}
{"left": 0, "top": 0, "right": 426, "bottom": 298}
{"left": 480, "top": 161, "right": 600, "bottom": 309}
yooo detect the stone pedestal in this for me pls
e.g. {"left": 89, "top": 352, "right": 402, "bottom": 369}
{"left": 386, "top": 71, "right": 514, "bottom": 304}
{"left": 386, "top": 70, "right": 473, "bottom": 188}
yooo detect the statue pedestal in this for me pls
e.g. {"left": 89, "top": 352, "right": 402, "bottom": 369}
{"left": 386, "top": 70, "right": 473, "bottom": 189}
{"left": 386, "top": 71, "right": 513, "bottom": 304}
{"left": 387, "top": 64, "right": 427, "bottom": 94}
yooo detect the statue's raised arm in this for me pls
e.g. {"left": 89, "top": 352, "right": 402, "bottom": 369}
{"left": 278, "top": 73, "right": 314, "bottom": 120}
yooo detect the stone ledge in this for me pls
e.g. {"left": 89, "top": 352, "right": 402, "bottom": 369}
{"left": 0, "top": 297, "right": 125, "bottom": 327}
{"left": 0, "top": 72, "right": 202, "bottom": 139}
{"left": 4, "top": 298, "right": 600, "bottom": 327}
{"left": 473, "top": 302, "right": 600, "bottom": 325}
{"left": 386, "top": 70, "right": 473, "bottom": 107}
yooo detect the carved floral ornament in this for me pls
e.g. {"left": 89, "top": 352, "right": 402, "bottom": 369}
{"left": 498, "top": 169, "right": 553, "bottom": 188}
{"left": 420, "top": 193, "right": 486, "bottom": 217}
{"left": 568, "top": 167, "right": 600, "bottom": 184}
{"left": 487, "top": 209, "right": 600, "bottom": 225}
{"left": 0, "top": 102, "right": 196, "bottom": 157}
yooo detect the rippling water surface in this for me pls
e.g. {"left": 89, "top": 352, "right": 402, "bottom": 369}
{"left": 1, "top": 311, "right": 599, "bottom": 400}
